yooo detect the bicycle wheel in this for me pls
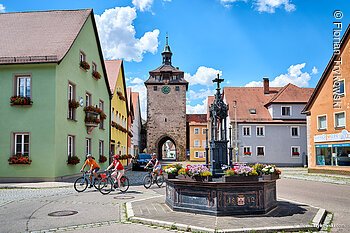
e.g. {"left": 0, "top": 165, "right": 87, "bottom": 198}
{"left": 119, "top": 176, "right": 129, "bottom": 193}
{"left": 98, "top": 178, "right": 113, "bottom": 195}
{"left": 143, "top": 175, "right": 152, "bottom": 189}
{"left": 156, "top": 174, "right": 164, "bottom": 187}
{"left": 93, "top": 178, "right": 100, "bottom": 190}
{"left": 74, "top": 177, "right": 88, "bottom": 192}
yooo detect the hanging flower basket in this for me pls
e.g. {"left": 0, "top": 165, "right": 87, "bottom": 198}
{"left": 92, "top": 71, "right": 101, "bottom": 79}
{"left": 68, "top": 99, "right": 80, "bottom": 109}
{"left": 8, "top": 154, "right": 32, "bottom": 164}
{"left": 10, "top": 96, "right": 33, "bottom": 106}
{"left": 99, "top": 155, "right": 108, "bottom": 163}
{"left": 80, "top": 61, "right": 90, "bottom": 70}
{"left": 67, "top": 155, "right": 80, "bottom": 165}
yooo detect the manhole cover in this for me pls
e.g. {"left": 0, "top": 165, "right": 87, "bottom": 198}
{"left": 48, "top": 210, "right": 78, "bottom": 217}
{"left": 114, "top": 195, "right": 135, "bottom": 200}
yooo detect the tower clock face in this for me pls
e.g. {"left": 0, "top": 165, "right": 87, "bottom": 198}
{"left": 162, "top": 85, "right": 171, "bottom": 94}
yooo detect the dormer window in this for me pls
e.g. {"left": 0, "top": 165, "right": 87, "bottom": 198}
{"left": 249, "top": 109, "right": 256, "bottom": 114}
{"left": 281, "top": 106, "right": 291, "bottom": 116}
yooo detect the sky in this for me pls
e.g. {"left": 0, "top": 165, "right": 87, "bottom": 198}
{"left": 1, "top": 0, "right": 349, "bottom": 119}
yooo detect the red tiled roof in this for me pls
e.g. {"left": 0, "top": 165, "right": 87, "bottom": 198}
{"left": 187, "top": 114, "right": 207, "bottom": 123}
{"left": 0, "top": 9, "right": 91, "bottom": 64}
{"left": 105, "top": 60, "right": 122, "bottom": 93}
{"left": 266, "top": 83, "right": 314, "bottom": 106}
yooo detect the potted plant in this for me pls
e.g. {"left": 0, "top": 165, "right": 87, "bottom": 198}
{"left": 223, "top": 164, "right": 259, "bottom": 182}
{"left": 10, "top": 96, "right": 33, "bottom": 106}
{"left": 99, "top": 155, "right": 107, "bottom": 163}
{"left": 92, "top": 70, "right": 101, "bottom": 79}
{"left": 8, "top": 154, "right": 32, "bottom": 165}
{"left": 68, "top": 99, "right": 80, "bottom": 109}
{"left": 80, "top": 61, "right": 90, "bottom": 70}
{"left": 67, "top": 155, "right": 80, "bottom": 165}
{"left": 261, "top": 165, "right": 281, "bottom": 180}
{"left": 186, "top": 164, "right": 212, "bottom": 182}
{"left": 164, "top": 164, "right": 183, "bottom": 179}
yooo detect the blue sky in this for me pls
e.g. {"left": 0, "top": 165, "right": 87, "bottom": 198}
{"left": 1, "top": 0, "right": 348, "bottom": 118}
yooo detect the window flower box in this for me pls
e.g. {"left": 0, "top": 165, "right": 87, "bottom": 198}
{"left": 100, "top": 112, "right": 107, "bottom": 121}
{"left": 292, "top": 152, "right": 300, "bottom": 156}
{"left": 8, "top": 154, "right": 32, "bottom": 165}
{"left": 67, "top": 155, "right": 80, "bottom": 165}
{"left": 99, "top": 155, "right": 107, "bottom": 163}
{"left": 92, "top": 71, "right": 101, "bottom": 79}
{"left": 80, "top": 61, "right": 90, "bottom": 70}
{"left": 244, "top": 152, "right": 252, "bottom": 155}
{"left": 117, "top": 91, "right": 123, "bottom": 97}
{"left": 111, "top": 121, "right": 117, "bottom": 127}
{"left": 119, "top": 95, "right": 126, "bottom": 101}
{"left": 128, "top": 131, "right": 133, "bottom": 137}
{"left": 68, "top": 99, "right": 80, "bottom": 109}
{"left": 10, "top": 96, "right": 33, "bottom": 106}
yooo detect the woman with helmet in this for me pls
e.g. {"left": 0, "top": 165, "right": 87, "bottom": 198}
{"left": 106, "top": 154, "right": 124, "bottom": 188}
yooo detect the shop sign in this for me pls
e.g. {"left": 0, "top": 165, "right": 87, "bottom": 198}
{"left": 314, "top": 130, "right": 350, "bottom": 142}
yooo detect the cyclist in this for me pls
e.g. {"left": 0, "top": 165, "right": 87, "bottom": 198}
{"left": 106, "top": 154, "right": 124, "bottom": 188}
{"left": 145, "top": 153, "right": 161, "bottom": 179}
{"left": 80, "top": 154, "right": 100, "bottom": 188}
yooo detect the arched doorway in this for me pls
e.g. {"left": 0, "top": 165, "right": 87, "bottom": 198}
{"left": 157, "top": 136, "right": 176, "bottom": 161}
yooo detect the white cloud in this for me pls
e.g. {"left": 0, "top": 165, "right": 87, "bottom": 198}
{"left": 189, "top": 89, "right": 215, "bottom": 100}
{"left": 128, "top": 77, "right": 147, "bottom": 120}
{"left": 245, "top": 63, "right": 314, "bottom": 87}
{"left": 254, "top": 0, "right": 296, "bottom": 13}
{"left": 312, "top": 66, "right": 318, "bottom": 75}
{"left": 95, "top": 7, "right": 160, "bottom": 62}
{"left": 220, "top": 0, "right": 247, "bottom": 8}
{"left": 187, "top": 98, "right": 208, "bottom": 114}
{"left": 185, "top": 66, "right": 223, "bottom": 86}
{"left": 132, "top": 0, "right": 153, "bottom": 12}
{"left": 0, "top": 4, "right": 5, "bottom": 13}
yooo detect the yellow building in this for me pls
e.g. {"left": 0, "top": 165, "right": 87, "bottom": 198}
{"left": 187, "top": 114, "right": 208, "bottom": 162}
{"left": 105, "top": 60, "right": 128, "bottom": 165}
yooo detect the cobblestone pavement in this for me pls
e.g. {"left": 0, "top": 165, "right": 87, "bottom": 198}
{"left": 280, "top": 167, "right": 350, "bottom": 185}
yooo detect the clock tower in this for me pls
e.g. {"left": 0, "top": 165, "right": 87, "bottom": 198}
{"left": 145, "top": 36, "right": 188, "bottom": 161}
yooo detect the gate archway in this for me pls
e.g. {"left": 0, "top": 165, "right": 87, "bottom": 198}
{"left": 157, "top": 136, "right": 177, "bottom": 161}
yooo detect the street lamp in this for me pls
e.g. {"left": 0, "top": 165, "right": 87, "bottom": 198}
{"left": 233, "top": 100, "right": 238, "bottom": 163}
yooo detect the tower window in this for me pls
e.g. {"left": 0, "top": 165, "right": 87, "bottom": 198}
{"left": 175, "top": 86, "right": 180, "bottom": 91}
{"left": 153, "top": 86, "right": 157, "bottom": 91}
{"left": 165, "top": 118, "right": 167, "bottom": 122}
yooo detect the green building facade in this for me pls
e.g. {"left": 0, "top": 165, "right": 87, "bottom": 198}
{"left": 0, "top": 10, "right": 111, "bottom": 181}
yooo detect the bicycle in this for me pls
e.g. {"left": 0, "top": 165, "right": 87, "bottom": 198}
{"left": 143, "top": 167, "right": 164, "bottom": 189}
{"left": 98, "top": 170, "right": 130, "bottom": 195}
{"left": 74, "top": 171, "right": 104, "bottom": 192}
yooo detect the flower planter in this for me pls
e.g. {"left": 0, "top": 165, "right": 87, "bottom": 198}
{"left": 193, "top": 176, "right": 212, "bottom": 182}
{"left": 85, "top": 122, "right": 99, "bottom": 127}
{"left": 10, "top": 96, "right": 33, "bottom": 106}
{"left": 261, "top": 174, "right": 280, "bottom": 180}
{"left": 223, "top": 175, "right": 259, "bottom": 182}
{"left": 165, "top": 173, "right": 177, "bottom": 179}
{"left": 177, "top": 175, "right": 193, "bottom": 181}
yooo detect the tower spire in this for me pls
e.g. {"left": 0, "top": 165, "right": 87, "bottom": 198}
{"left": 162, "top": 33, "right": 172, "bottom": 65}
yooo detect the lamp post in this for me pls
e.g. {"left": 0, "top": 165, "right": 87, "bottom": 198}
{"left": 233, "top": 101, "right": 238, "bottom": 163}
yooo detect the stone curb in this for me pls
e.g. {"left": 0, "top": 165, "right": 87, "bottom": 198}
{"left": 126, "top": 196, "right": 327, "bottom": 233}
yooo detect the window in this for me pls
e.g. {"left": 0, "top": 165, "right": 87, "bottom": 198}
{"left": 257, "top": 146, "right": 265, "bottom": 156}
{"left": 194, "top": 140, "right": 200, "bottom": 147}
{"left": 194, "top": 128, "right": 199, "bottom": 134}
{"left": 338, "top": 80, "right": 345, "bottom": 95}
{"left": 112, "top": 108, "right": 115, "bottom": 122}
{"left": 335, "top": 112, "right": 345, "bottom": 128}
{"left": 86, "top": 138, "right": 91, "bottom": 155}
{"left": 85, "top": 92, "right": 91, "bottom": 106}
{"left": 256, "top": 126, "right": 265, "bottom": 137}
{"left": 317, "top": 115, "right": 327, "bottom": 130}
{"left": 243, "top": 126, "right": 251, "bottom": 136}
{"left": 99, "top": 100, "right": 104, "bottom": 129}
{"left": 194, "top": 151, "right": 199, "bottom": 158}
{"left": 175, "top": 86, "right": 180, "bottom": 91}
{"left": 202, "top": 140, "right": 206, "bottom": 148}
{"left": 99, "top": 140, "right": 104, "bottom": 156}
{"left": 14, "top": 133, "right": 30, "bottom": 156}
{"left": 203, "top": 151, "right": 206, "bottom": 158}
{"left": 281, "top": 106, "right": 291, "bottom": 116}
{"left": 291, "top": 146, "right": 300, "bottom": 157}
{"left": 16, "top": 76, "right": 31, "bottom": 97}
{"left": 243, "top": 146, "right": 252, "bottom": 156}
{"left": 68, "top": 83, "right": 76, "bottom": 120}
{"left": 67, "top": 135, "right": 75, "bottom": 157}
{"left": 202, "top": 128, "right": 206, "bottom": 134}
{"left": 291, "top": 126, "right": 299, "bottom": 137}
{"left": 153, "top": 86, "right": 157, "bottom": 91}
{"left": 92, "top": 62, "right": 97, "bottom": 72}
{"left": 80, "top": 51, "right": 86, "bottom": 62}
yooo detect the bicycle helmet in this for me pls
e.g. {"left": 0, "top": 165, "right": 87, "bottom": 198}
{"left": 113, "top": 154, "right": 120, "bottom": 159}
{"left": 86, "top": 154, "right": 92, "bottom": 158}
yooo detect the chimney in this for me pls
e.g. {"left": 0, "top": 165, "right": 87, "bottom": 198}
{"left": 263, "top": 78, "right": 269, "bottom": 94}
